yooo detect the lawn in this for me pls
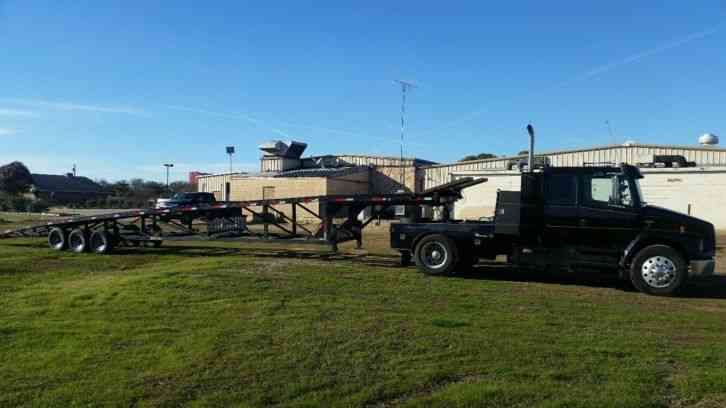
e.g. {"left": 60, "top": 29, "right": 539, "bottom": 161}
{"left": 2, "top": 225, "right": 726, "bottom": 407}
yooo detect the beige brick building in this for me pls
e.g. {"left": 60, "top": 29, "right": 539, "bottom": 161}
{"left": 198, "top": 141, "right": 434, "bottom": 222}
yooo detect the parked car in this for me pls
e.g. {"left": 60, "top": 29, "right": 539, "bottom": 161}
{"left": 156, "top": 192, "right": 216, "bottom": 209}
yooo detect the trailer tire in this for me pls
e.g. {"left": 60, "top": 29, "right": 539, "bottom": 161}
{"left": 629, "top": 245, "right": 686, "bottom": 296}
{"left": 68, "top": 229, "right": 88, "bottom": 253}
{"left": 89, "top": 231, "right": 114, "bottom": 254}
{"left": 414, "top": 234, "right": 458, "bottom": 276}
{"left": 48, "top": 228, "right": 67, "bottom": 251}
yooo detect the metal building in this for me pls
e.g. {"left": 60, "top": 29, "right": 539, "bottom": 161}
{"left": 423, "top": 142, "right": 726, "bottom": 228}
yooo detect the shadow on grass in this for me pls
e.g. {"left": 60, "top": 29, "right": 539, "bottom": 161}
{"left": 4, "top": 241, "right": 726, "bottom": 299}
{"left": 460, "top": 263, "right": 726, "bottom": 300}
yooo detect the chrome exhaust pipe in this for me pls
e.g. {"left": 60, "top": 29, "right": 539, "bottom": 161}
{"left": 527, "top": 124, "right": 535, "bottom": 172}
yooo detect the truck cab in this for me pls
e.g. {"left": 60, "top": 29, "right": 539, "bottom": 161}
{"left": 391, "top": 164, "right": 716, "bottom": 295}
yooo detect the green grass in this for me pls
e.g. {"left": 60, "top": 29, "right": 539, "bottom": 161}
{"left": 2, "top": 236, "right": 726, "bottom": 407}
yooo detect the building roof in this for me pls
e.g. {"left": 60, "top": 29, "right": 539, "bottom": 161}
{"left": 30, "top": 174, "right": 106, "bottom": 194}
{"left": 303, "top": 154, "right": 437, "bottom": 166}
{"left": 273, "top": 166, "right": 369, "bottom": 178}
{"left": 424, "top": 143, "right": 726, "bottom": 169}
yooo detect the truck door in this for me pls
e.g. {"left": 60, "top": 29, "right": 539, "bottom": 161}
{"left": 577, "top": 171, "right": 640, "bottom": 263}
{"left": 542, "top": 173, "right": 580, "bottom": 247}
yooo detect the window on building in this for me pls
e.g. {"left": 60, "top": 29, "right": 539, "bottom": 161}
{"left": 545, "top": 174, "right": 577, "bottom": 205}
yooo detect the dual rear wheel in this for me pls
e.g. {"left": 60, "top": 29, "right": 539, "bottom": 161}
{"left": 413, "top": 234, "right": 475, "bottom": 276}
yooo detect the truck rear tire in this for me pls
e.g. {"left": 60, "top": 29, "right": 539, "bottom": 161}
{"left": 414, "top": 234, "right": 458, "bottom": 276}
{"left": 629, "top": 245, "right": 686, "bottom": 296}
{"left": 48, "top": 228, "right": 67, "bottom": 251}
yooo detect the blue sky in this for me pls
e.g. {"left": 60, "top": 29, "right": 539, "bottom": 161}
{"left": 1, "top": 1, "right": 725, "bottom": 182}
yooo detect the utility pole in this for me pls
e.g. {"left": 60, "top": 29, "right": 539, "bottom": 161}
{"left": 163, "top": 163, "right": 174, "bottom": 195}
{"left": 394, "top": 80, "right": 416, "bottom": 189}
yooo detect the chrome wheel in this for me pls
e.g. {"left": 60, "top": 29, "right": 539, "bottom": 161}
{"left": 641, "top": 256, "right": 677, "bottom": 288}
{"left": 90, "top": 231, "right": 111, "bottom": 253}
{"left": 68, "top": 229, "right": 87, "bottom": 253}
{"left": 421, "top": 241, "right": 448, "bottom": 269}
{"left": 48, "top": 228, "right": 66, "bottom": 250}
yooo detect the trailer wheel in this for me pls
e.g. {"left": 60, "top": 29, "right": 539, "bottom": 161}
{"left": 68, "top": 229, "right": 88, "bottom": 253}
{"left": 48, "top": 228, "right": 67, "bottom": 251}
{"left": 89, "top": 231, "right": 114, "bottom": 254}
{"left": 629, "top": 245, "right": 686, "bottom": 296}
{"left": 414, "top": 234, "right": 458, "bottom": 276}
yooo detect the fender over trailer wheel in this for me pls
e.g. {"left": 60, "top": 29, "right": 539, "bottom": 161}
{"left": 89, "top": 231, "right": 114, "bottom": 254}
{"left": 68, "top": 229, "right": 88, "bottom": 253}
{"left": 48, "top": 228, "right": 67, "bottom": 251}
{"left": 414, "top": 234, "right": 459, "bottom": 276}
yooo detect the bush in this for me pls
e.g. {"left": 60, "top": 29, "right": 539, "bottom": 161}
{"left": 8, "top": 196, "right": 32, "bottom": 212}
{"left": 27, "top": 200, "right": 50, "bottom": 213}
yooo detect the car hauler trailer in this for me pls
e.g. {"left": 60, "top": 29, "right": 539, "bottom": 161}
{"left": 0, "top": 126, "right": 717, "bottom": 296}
{"left": 391, "top": 127, "right": 717, "bottom": 296}
{"left": 0, "top": 177, "right": 486, "bottom": 253}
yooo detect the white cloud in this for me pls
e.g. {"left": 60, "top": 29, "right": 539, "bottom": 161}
{"left": 166, "top": 105, "right": 292, "bottom": 138}
{"left": 0, "top": 108, "right": 35, "bottom": 117}
{"left": 2, "top": 98, "right": 148, "bottom": 116}
{"left": 0, "top": 128, "right": 17, "bottom": 136}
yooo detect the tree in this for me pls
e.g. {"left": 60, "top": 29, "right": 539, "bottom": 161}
{"left": 459, "top": 153, "right": 497, "bottom": 162}
{"left": 0, "top": 161, "right": 33, "bottom": 195}
{"left": 169, "top": 181, "right": 195, "bottom": 193}
{"left": 111, "top": 181, "right": 131, "bottom": 197}
{"left": 517, "top": 150, "right": 529, "bottom": 156}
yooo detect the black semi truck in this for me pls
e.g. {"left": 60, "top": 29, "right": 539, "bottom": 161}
{"left": 391, "top": 162, "right": 716, "bottom": 295}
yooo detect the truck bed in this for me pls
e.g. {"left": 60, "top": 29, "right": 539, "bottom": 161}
{"left": 390, "top": 220, "right": 496, "bottom": 251}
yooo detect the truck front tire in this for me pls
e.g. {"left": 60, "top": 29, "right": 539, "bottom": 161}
{"left": 414, "top": 234, "right": 458, "bottom": 276}
{"left": 629, "top": 245, "right": 686, "bottom": 296}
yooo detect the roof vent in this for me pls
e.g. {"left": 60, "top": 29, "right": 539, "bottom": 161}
{"left": 259, "top": 140, "right": 307, "bottom": 158}
{"left": 699, "top": 133, "right": 719, "bottom": 146}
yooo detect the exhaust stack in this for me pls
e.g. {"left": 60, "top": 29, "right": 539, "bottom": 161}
{"left": 526, "top": 124, "right": 535, "bottom": 172}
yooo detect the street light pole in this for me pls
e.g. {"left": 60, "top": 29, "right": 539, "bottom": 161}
{"left": 226, "top": 146, "right": 235, "bottom": 174}
{"left": 163, "top": 163, "right": 174, "bottom": 195}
